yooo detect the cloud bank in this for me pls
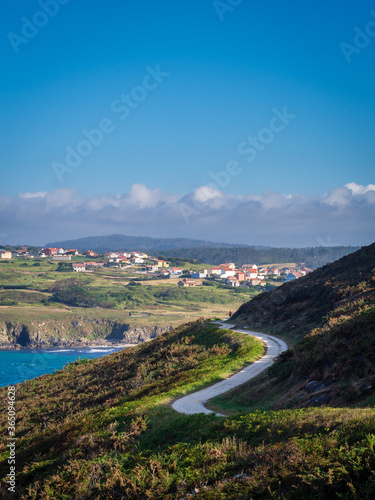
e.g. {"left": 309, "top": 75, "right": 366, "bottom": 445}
{"left": 0, "top": 183, "right": 374, "bottom": 247}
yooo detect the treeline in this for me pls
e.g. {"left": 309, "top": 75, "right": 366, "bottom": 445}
{"left": 45, "top": 234, "right": 242, "bottom": 252}
{"left": 161, "top": 246, "right": 360, "bottom": 269}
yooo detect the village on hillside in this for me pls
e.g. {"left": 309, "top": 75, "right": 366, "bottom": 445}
{"left": 0, "top": 246, "right": 312, "bottom": 289}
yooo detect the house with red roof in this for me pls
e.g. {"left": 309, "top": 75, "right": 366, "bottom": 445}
{"left": 178, "top": 279, "right": 196, "bottom": 287}
{"left": 249, "top": 278, "right": 266, "bottom": 286}
{"left": 84, "top": 250, "right": 98, "bottom": 257}
{"left": 226, "top": 276, "right": 240, "bottom": 287}
{"left": 246, "top": 269, "right": 258, "bottom": 280}
{"left": 42, "top": 247, "right": 58, "bottom": 256}
{"left": 220, "top": 262, "right": 236, "bottom": 270}
{"left": 66, "top": 249, "right": 79, "bottom": 255}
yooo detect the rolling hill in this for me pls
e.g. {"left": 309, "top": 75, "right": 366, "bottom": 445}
{"left": 1, "top": 244, "right": 375, "bottom": 498}
{"left": 45, "top": 233, "right": 359, "bottom": 269}
{"left": 222, "top": 242, "right": 375, "bottom": 410}
{"left": 44, "top": 234, "right": 247, "bottom": 252}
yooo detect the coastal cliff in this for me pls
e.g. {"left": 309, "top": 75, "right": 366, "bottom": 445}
{"left": 0, "top": 318, "right": 172, "bottom": 349}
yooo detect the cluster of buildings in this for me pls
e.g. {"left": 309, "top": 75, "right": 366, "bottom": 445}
{"left": 175, "top": 262, "right": 312, "bottom": 288}
{"left": 70, "top": 251, "right": 169, "bottom": 273}
{"left": 105, "top": 251, "right": 169, "bottom": 269}
{"left": 1, "top": 247, "right": 36, "bottom": 259}
{"left": 0, "top": 247, "right": 312, "bottom": 283}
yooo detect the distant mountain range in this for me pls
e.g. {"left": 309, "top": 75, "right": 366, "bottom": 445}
{"left": 45, "top": 234, "right": 360, "bottom": 269}
{"left": 45, "top": 234, "right": 251, "bottom": 252}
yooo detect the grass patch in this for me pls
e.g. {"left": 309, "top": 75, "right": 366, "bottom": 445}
{"left": 1, "top": 320, "right": 374, "bottom": 498}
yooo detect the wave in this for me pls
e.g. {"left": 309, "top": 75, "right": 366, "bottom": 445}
{"left": 84, "top": 349, "right": 116, "bottom": 353}
{"left": 45, "top": 349, "right": 74, "bottom": 353}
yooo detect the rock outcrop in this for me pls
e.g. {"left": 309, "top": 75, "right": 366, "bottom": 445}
{"left": 0, "top": 318, "right": 173, "bottom": 349}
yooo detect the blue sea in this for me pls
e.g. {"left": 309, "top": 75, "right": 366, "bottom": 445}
{"left": 0, "top": 346, "right": 128, "bottom": 387}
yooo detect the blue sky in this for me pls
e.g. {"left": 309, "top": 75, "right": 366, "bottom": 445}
{"left": 0, "top": 0, "right": 374, "bottom": 246}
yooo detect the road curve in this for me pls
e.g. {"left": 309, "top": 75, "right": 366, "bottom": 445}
{"left": 171, "top": 321, "right": 288, "bottom": 416}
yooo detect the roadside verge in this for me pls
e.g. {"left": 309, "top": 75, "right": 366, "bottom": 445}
{"left": 172, "top": 321, "right": 288, "bottom": 416}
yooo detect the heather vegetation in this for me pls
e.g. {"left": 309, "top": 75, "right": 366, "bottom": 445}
{"left": 212, "top": 243, "right": 375, "bottom": 413}
{"left": 1, "top": 320, "right": 375, "bottom": 498}
{"left": 1, "top": 244, "right": 374, "bottom": 498}
{"left": 0, "top": 320, "right": 267, "bottom": 498}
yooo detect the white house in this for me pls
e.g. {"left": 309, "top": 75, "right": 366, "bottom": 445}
{"left": 130, "top": 257, "right": 144, "bottom": 264}
{"left": 146, "top": 265, "right": 158, "bottom": 272}
{"left": 210, "top": 267, "right": 222, "bottom": 275}
{"left": 246, "top": 269, "right": 258, "bottom": 279}
{"left": 118, "top": 251, "right": 132, "bottom": 258}
{"left": 191, "top": 270, "right": 207, "bottom": 279}
{"left": 241, "top": 264, "right": 258, "bottom": 270}
{"left": 0, "top": 250, "right": 12, "bottom": 259}
{"left": 72, "top": 263, "right": 86, "bottom": 272}
{"left": 220, "top": 268, "right": 236, "bottom": 278}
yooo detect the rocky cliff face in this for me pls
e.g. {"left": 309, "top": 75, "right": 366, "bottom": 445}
{"left": 0, "top": 318, "right": 173, "bottom": 349}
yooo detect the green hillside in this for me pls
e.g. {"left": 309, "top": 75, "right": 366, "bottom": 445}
{"left": 0, "top": 321, "right": 265, "bottom": 499}
{"left": 1, "top": 244, "right": 375, "bottom": 499}
{"left": 45, "top": 234, "right": 243, "bottom": 252}
{"left": 216, "top": 242, "right": 375, "bottom": 411}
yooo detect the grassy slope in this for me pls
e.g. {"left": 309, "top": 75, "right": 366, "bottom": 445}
{"left": 0, "top": 259, "right": 257, "bottom": 343}
{"left": 0, "top": 323, "right": 375, "bottom": 498}
{"left": 211, "top": 242, "right": 375, "bottom": 413}
{"left": 0, "top": 320, "right": 265, "bottom": 499}
{"left": 1, "top": 247, "right": 375, "bottom": 498}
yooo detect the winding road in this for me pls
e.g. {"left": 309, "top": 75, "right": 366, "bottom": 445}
{"left": 172, "top": 321, "right": 288, "bottom": 416}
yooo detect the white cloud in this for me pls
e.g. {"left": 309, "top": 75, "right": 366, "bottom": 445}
{"left": 346, "top": 182, "right": 375, "bottom": 195}
{"left": 126, "top": 183, "right": 177, "bottom": 208}
{"left": 0, "top": 183, "right": 374, "bottom": 247}
{"left": 323, "top": 183, "right": 375, "bottom": 207}
{"left": 19, "top": 191, "right": 47, "bottom": 199}
{"left": 193, "top": 185, "right": 224, "bottom": 204}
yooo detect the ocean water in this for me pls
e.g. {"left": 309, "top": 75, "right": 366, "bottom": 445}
{"left": 0, "top": 346, "right": 128, "bottom": 387}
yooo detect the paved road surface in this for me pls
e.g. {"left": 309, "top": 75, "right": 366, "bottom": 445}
{"left": 172, "top": 321, "right": 288, "bottom": 416}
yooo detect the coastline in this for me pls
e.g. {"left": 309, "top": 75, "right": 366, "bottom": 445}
{"left": 0, "top": 342, "right": 138, "bottom": 388}
{"left": 0, "top": 339, "right": 144, "bottom": 351}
